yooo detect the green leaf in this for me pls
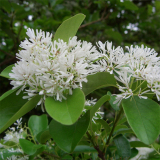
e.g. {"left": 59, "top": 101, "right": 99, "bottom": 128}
{"left": 148, "top": 4, "right": 153, "bottom": 15}
{"left": 105, "top": 29, "right": 123, "bottom": 43}
{"left": 19, "top": 139, "right": 45, "bottom": 155}
{"left": 0, "top": 88, "right": 19, "bottom": 101}
{"left": 45, "top": 88, "right": 85, "bottom": 125}
{"left": 114, "top": 128, "right": 133, "bottom": 136}
{"left": 114, "top": 125, "right": 128, "bottom": 132}
{"left": 90, "top": 94, "right": 110, "bottom": 120}
{"left": 117, "top": 117, "right": 127, "bottom": 125}
{"left": 114, "top": 134, "right": 131, "bottom": 159}
{"left": 28, "top": 114, "right": 48, "bottom": 139}
{"left": 155, "top": 1, "right": 160, "bottom": 12}
{"left": 73, "top": 145, "right": 96, "bottom": 153}
{"left": 36, "top": 129, "right": 51, "bottom": 144}
{"left": 0, "top": 64, "right": 14, "bottom": 78}
{"left": 49, "top": 111, "right": 90, "bottom": 153}
{"left": 122, "top": 96, "right": 160, "bottom": 145}
{"left": 0, "top": 90, "right": 41, "bottom": 133}
{"left": 130, "top": 148, "right": 138, "bottom": 159}
{"left": 82, "top": 72, "right": 117, "bottom": 96}
{"left": 54, "top": 13, "right": 85, "bottom": 42}
{"left": 123, "top": 1, "right": 139, "bottom": 11}
{"left": 107, "top": 91, "right": 119, "bottom": 110}
{"left": 130, "top": 141, "right": 149, "bottom": 148}
{"left": 96, "top": 119, "right": 111, "bottom": 133}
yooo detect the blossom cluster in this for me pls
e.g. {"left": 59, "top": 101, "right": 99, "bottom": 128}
{"left": 9, "top": 28, "right": 100, "bottom": 105}
{"left": 97, "top": 41, "right": 160, "bottom": 104}
{"left": 0, "top": 119, "right": 29, "bottom": 160}
{"left": 9, "top": 28, "right": 160, "bottom": 107}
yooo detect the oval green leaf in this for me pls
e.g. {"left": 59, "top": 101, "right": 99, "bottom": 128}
{"left": 45, "top": 88, "right": 85, "bottom": 125}
{"left": 54, "top": 13, "right": 85, "bottom": 42}
{"left": 28, "top": 114, "right": 48, "bottom": 139}
{"left": 122, "top": 96, "right": 160, "bottom": 145}
{"left": 82, "top": 72, "right": 117, "bottom": 96}
{"left": 114, "top": 134, "right": 131, "bottom": 159}
{"left": 0, "top": 64, "right": 14, "bottom": 78}
{"left": 19, "top": 139, "right": 45, "bottom": 155}
{"left": 49, "top": 111, "right": 90, "bottom": 153}
{"left": 0, "top": 90, "right": 41, "bottom": 133}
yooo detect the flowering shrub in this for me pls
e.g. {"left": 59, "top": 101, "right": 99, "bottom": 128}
{"left": 1, "top": 14, "right": 160, "bottom": 159}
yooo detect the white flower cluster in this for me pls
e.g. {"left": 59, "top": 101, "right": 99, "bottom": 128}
{"left": 0, "top": 119, "right": 29, "bottom": 160}
{"left": 10, "top": 28, "right": 100, "bottom": 105}
{"left": 3, "top": 118, "right": 24, "bottom": 144}
{"left": 97, "top": 41, "right": 160, "bottom": 104}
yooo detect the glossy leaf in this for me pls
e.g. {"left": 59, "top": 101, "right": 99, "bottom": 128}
{"left": 0, "top": 64, "right": 14, "bottom": 78}
{"left": 107, "top": 91, "right": 119, "bottom": 110}
{"left": 0, "top": 88, "right": 19, "bottom": 101}
{"left": 54, "top": 13, "right": 85, "bottom": 42}
{"left": 130, "top": 141, "right": 149, "bottom": 148}
{"left": 114, "top": 134, "right": 131, "bottom": 159}
{"left": 114, "top": 128, "right": 133, "bottom": 137}
{"left": 28, "top": 114, "right": 48, "bottom": 139}
{"left": 82, "top": 72, "right": 117, "bottom": 96}
{"left": 45, "top": 88, "right": 85, "bottom": 125}
{"left": 49, "top": 111, "right": 90, "bottom": 153}
{"left": 114, "top": 125, "right": 128, "bottom": 132}
{"left": 19, "top": 139, "right": 45, "bottom": 155}
{"left": 0, "top": 91, "right": 41, "bottom": 133}
{"left": 122, "top": 96, "right": 160, "bottom": 145}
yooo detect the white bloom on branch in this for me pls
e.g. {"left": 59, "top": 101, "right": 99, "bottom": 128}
{"left": 97, "top": 41, "right": 160, "bottom": 102}
{"left": 10, "top": 28, "right": 100, "bottom": 105}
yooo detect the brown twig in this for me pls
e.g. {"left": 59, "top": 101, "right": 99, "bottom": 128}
{"left": 79, "top": 6, "right": 110, "bottom": 29}
{"left": 86, "top": 131, "right": 106, "bottom": 160}
{"left": 0, "top": 57, "right": 17, "bottom": 67}
{"left": 0, "top": 49, "right": 15, "bottom": 58}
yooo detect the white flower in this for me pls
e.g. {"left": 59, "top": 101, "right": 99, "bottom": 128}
{"left": 14, "top": 118, "right": 22, "bottom": 128}
{"left": 10, "top": 28, "right": 100, "bottom": 105}
{"left": 85, "top": 98, "right": 97, "bottom": 106}
{"left": 7, "top": 155, "right": 29, "bottom": 160}
{"left": 83, "top": 98, "right": 104, "bottom": 123}
{"left": 97, "top": 41, "right": 160, "bottom": 102}
{"left": 4, "top": 119, "right": 25, "bottom": 144}
{"left": 4, "top": 131, "right": 25, "bottom": 144}
{"left": 0, "top": 143, "right": 4, "bottom": 148}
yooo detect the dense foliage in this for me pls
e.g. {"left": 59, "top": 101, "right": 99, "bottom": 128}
{"left": 1, "top": 0, "right": 160, "bottom": 160}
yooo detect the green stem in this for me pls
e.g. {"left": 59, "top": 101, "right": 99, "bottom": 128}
{"left": 132, "top": 80, "right": 146, "bottom": 93}
{"left": 106, "top": 106, "right": 123, "bottom": 146}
